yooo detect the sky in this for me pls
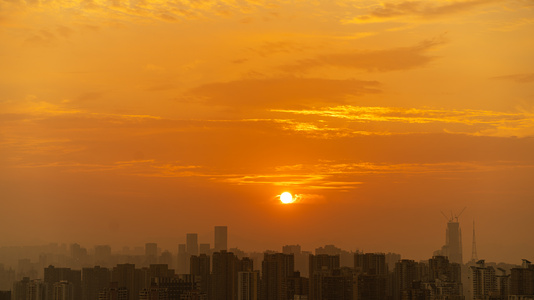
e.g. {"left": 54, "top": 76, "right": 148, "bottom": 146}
{"left": 1, "top": 0, "right": 533, "bottom": 263}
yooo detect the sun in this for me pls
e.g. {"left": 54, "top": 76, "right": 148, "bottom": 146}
{"left": 280, "top": 192, "right": 294, "bottom": 204}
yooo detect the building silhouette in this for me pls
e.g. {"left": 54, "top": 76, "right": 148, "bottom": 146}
{"left": 510, "top": 259, "right": 534, "bottom": 298}
{"left": 44, "top": 266, "right": 81, "bottom": 300}
{"left": 392, "top": 259, "right": 419, "bottom": 300}
{"left": 435, "top": 211, "right": 464, "bottom": 265}
{"left": 261, "top": 253, "right": 294, "bottom": 300}
{"left": 177, "top": 244, "right": 187, "bottom": 275}
{"left": 316, "top": 267, "right": 354, "bottom": 300}
{"left": 200, "top": 244, "right": 211, "bottom": 255}
{"left": 187, "top": 234, "right": 199, "bottom": 257}
{"left": 286, "top": 271, "right": 309, "bottom": 299}
{"left": 215, "top": 226, "right": 228, "bottom": 252}
{"left": 191, "top": 254, "right": 210, "bottom": 295}
{"left": 53, "top": 280, "right": 74, "bottom": 300}
{"left": 237, "top": 271, "right": 260, "bottom": 300}
{"left": 98, "top": 281, "right": 128, "bottom": 300}
{"left": 111, "top": 263, "right": 141, "bottom": 300}
{"left": 309, "top": 254, "right": 340, "bottom": 300}
{"left": 95, "top": 245, "right": 112, "bottom": 268}
{"left": 354, "top": 253, "right": 388, "bottom": 300}
{"left": 211, "top": 250, "right": 239, "bottom": 300}
{"left": 145, "top": 243, "right": 158, "bottom": 266}
{"left": 468, "top": 260, "right": 497, "bottom": 300}
{"left": 82, "top": 266, "right": 111, "bottom": 300}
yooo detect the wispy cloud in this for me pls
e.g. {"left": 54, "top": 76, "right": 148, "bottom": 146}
{"left": 13, "top": 159, "right": 204, "bottom": 177}
{"left": 220, "top": 173, "right": 363, "bottom": 190}
{"left": 279, "top": 37, "right": 447, "bottom": 73}
{"left": 187, "top": 77, "right": 381, "bottom": 108}
{"left": 491, "top": 73, "right": 534, "bottom": 83}
{"left": 346, "top": 0, "right": 498, "bottom": 24}
{"left": 272, "top": 105, "right": 534, "bottom": 137}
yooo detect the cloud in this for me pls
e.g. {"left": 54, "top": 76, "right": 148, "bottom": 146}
{"left": 248, "top": 40, "right": 314, "bottom": 57}
{"left": 56, "top": 25, "right": 74, "bottom": 38}
{"left": 24, "top": 29, "right": 57, "bottom": 47}
{"left": 272, "top": 105, "right": 534, "bottom": 137}
{"left": 11, "top": 159, "right": 204, "bottom": 177}
{"left": 491, "top": 73, "right": 534, "bottom": 83}
{"left": 279, "top": 37, "right": 446, "bottom": 73}
{"left": 348, "top": 0, "right": 498, "bottom": 23}
{"left": 186, "top": 77, "right": 381, "bottom": 108}
{"left": 220, "top": 174, "right": 363, "bottom": 190}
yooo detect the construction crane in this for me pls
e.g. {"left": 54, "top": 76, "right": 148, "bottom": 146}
{"left": 440, "top": 207, "right": 467, "bottom": 222}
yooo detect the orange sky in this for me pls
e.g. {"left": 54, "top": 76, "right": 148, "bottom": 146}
{"left": 1, "top": 0, "right": 533, "bottom": 263}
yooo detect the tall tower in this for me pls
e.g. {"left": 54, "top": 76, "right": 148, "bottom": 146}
{"left": 439, "top": 209, "right": 465, "bottom": 265}
{"left": 145, "top": 243, "right": 158, "bottom": 266}
{"left": 186, "top": 234, "right": 199, "bottom": 256}
{"left": 471, "top": 220, "right": 478, "bottom": 262}
{"left": 446, "top": 220, "right": 463, "bottom": 264}
{"left": 211, "top": 250, "right": 238, "bottom": 300}
{"left": 215, "top": 226, "right": 228, "bottom": 252}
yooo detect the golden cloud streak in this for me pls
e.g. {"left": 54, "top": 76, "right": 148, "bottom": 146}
{"left": 272, "top": 105, "right": 534, "bottom": 137}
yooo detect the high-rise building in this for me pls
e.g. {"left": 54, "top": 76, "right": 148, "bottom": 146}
{"left": 70, "top": 243, "right": 88, "bottom": 266}
{"left": 435, "top": 212, "right": 464, "bottom": 265}
{"left": 187, "top": 234, "right": 199, "bottom": 256}
{"left": 510, "top": 259, "right": 534, "bottom": 298}
{"left": 287, "top": 271, "right": 309, "bottom": 299}
{"left": 0, "top": 264, "right": 15, "bottom": 291}
{"left": 283, "top": 245, "right": 309, "bottom": 277}
{"left": 177, "top": 244, "right": 187, "bottom": 275}
{"left": 495, "top": 267, "right": 510, "bottom": 300}
{"left": 392, "top": 259, "right": 419, "bottom": 300}
{"left": 468, "top": 260, "right": 497, "bottom": 300}
{"left": 211, "top": 250, "right": 238, "bottom": 300}
{"left": 446, "top": 221, "right": 463, "bottom": 264}
{"left": 309, "top": 254, "right": 340, "bottom": 300}
{"left": 145, "top": 243, "right": 158, "bottom": 266}
{"left": 28, "top": 279, "right": 47, "bottom": 300}
{"left": 44, "top": 266, "right": 82, "bottom": 300}
{"left": 95, "top": 245, "right": 112, "bottom": 267}
{"left": 354, "top": 252, "right": 387, "bottom": 276}
{"left": 354, "top": 253, "right": 388, "bottom": 300}
{"left": 215, "top": 226, "right": 228, "bottom": 252}
{"left": 190, "top": 254, "right": 210, "bottom": 295}
{"left": 82, "top": 266, "right": 111, "bottom": 300}
{"left": 11, "top": 277, "right": 30, "bottom": 300}
{"left": 112, "top": 263, "right": 143, "bottom": 300}
{"left": 199, "top": 243, "right": 211, "bottom": 255}
{"left": 315, "top": 268, "right": 354, "bottom": 300}
{"left": 237, "top": 271, "right": 260, "bottom": 300}
{"left": 185, "top": 234, "right": 199, "bottom": 273}
{"left": 99, "top": 282, "right": 128, "bottom": 300}
{"left": 53, "top": 280, "right": 74, "bottom": 300}
{"left": 159, "top": 250, "right": 173, "bottom": 267}
{"left": 261, "top": 253, "right": 295, "bottom": 300}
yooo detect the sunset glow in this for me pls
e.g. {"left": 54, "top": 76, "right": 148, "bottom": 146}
{"left": 0, "top": 0, "right": 533, "bottom": 263}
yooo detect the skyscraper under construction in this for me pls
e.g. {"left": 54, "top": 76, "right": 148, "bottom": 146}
{"left": 446, "top": 220, "right": 463, "bottom": 264}
{"left": 435, "top": 209, "right": 465, "bottom": 265}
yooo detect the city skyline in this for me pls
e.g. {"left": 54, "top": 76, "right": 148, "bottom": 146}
{"left": 1, "top": 0, "right": 534, "bottom": 265}
{"left": 1, "top": 224, "right": 532, "bottom": 299}
{"left": 0, "top": 219, "right": 523, "bottom": 265}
